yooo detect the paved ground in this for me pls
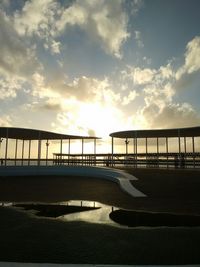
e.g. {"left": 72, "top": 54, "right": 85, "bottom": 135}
{"left": 125, "top": 168, "right": 200, "bottom": 215}
{"left": 1, "top": 167, "right": 200, "bottom": 214}
{"left": 0, "top": 168, "right": 200, "bottom": 265}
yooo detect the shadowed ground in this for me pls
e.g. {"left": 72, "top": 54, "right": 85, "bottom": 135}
{"left": 1, "top": 168, "right": 200, "bottom": 214}
{"left": 0, "top": 168, "right": 200, "bottom": 264}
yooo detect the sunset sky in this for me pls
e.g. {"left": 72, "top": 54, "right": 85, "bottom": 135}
{"left": 1, "top": 0, "right": 200, "bottom": 142}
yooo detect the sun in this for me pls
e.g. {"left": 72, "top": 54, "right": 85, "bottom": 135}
{"left": 78, "top": 102, "right": 125, "bottom": 138}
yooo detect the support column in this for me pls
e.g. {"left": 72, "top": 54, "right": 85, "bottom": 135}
{"left": 15, "top": 139, "right": 18, "bottom": 166}
{"left": 133, "top": 138, "right": 136, "bottom": 167}
{"left": 178, "top": 130, "right": 181, "bottom": 154}
{"left": 46, "top": 140, "right": 49, "bottom": 166}
{"left": 21, "top": 139, "right": 25, "bottom": 166}
{"left": 5, "top": 128, "right": 8, "bottom": 166}
{"left": 166, "top": 137, "right": 168, "bottom": 168}
{"left": 157, "top": 137, "right": 159, "bottom": 167}
{"left": 0, "top": 138, "right": 3, "bottom": 164}
{"left": 135, "top": 132, "right": 138, "bottom": 168}
{"left": 178, "top": 129, "right": 181, "bottom": 168}
{"left": 111, "top": 137, "right": 114, "bottom": 167}
{"left": 145, "top": 137, "right": 148, "bottom": 167}
{"left": 125, "top": 138, "right": 128, "bottom": 155}
{"left": 68, "top": 139, "right": 71, "bottom": 165}
{"left": 37, "top": 132, "right": 41, "bottom": 166}
{"left": 184, "top": 137, "right": 187, "bottom": 168}
{"left": 94, "top": 139, "right": 96, "bottom": 166}
{"left": 125, "top": 138, "right": 129, "bottom": 166}
{"left": 184, "top": 137, "right": 187, "bottom": 153}
{"left": 192, "top": 136, "right": 195, "bottom": 168}
{"left": 60, "top": 139, "right": 63, "bottom": 165}
{"left": 28, "top": 140, "right": 31, "bottom": 166}
{"left": 82, "top": 138, "right": 84, "bottom": 165}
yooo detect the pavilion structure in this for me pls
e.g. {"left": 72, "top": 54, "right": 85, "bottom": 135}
{"left": 1, "top": 126, "right": 200, "bottom": 168}
{"left": 0, "top": 127, "right": 99, "bottom": 166}
{"left": 110, "top": 126, "right": 200, "bottom": 168}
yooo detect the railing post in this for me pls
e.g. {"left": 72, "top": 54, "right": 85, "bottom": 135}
{"left": 157, "top": 137, "right": 159, "bottom": 167}
{"left": 94, "top": 138, "right": 96, "bottom": 166}
{"left": 60, "top": 139, "right": 63, "bottom": 165}
{"left": 68, "top": 139, "right": 71, "bottom": 165}
{"left": 166, "top": 137, "right": 168, "bottom": 168}
{"left": 46, "top": 140, "right": 49, "bottom": 166}
{"left": 37, "top": 131, "right": 41, "bottom": 166}
{"left": 15, "top": 139, "right": 18, "bottom": 166}
{"left": 135, "top": 132, "right": 138, "bottom": 168}
{"left": 111, "top": 137, "right": 114, "bottom": 167}
{"left": 5, "top": 128, "right": 8, "bottom": 166}
{"left": 82, "top": 138, "right": 84, "bottom": 165}
{"left": 28, "top": 140, "right": 31, "bottom": 166}
{"left": 192, "top": 136, "right": 195, "bottom": 168}
{"left": 145, "top": 137, "right": 148, "bottom": 167}
{"left": 21, "top": 139, "right": 25, "bottom": 166}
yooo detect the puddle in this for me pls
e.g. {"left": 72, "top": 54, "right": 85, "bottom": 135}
{"left": 14, "top": 202, "right": 100, "bottom": 218}
{"left": 2, "top": 201, "right": 200, "bottom": 228}
{"left": 0, "top": 202, "right": 13, "bottom": 207}
{"left": 10, "top": 200, "right": 118, "bottom": 226}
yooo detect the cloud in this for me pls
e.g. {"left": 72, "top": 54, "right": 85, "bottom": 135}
{"left": 121, "top": 50, "right": 200, "bottom": 130}
{"left": 0, "top": 75, "right": 24, "bottom": 100}
{"left": 13, "top": 0, "right": 61, "bottom": 55}
{"left": 55, "top": 1, "right": 87, "bottom": 30}
{"left": 143, "top": 103, "right": 200, "bottom": 129}
{"left": 134, "top": 30, "right": 144, "bottom": 48}
{"left": 176, "top": 36, "right": 200, "bottom": 80}
{"left": 12, "top": 0, "right": 131, "bottom": 58}
{"left": 49, "top": 40, "right": 61, "bottom": 54}
{"left": 55, "top": 0, "right": 130, "bottom": 58}
{"left": 0, "top": 11, "right": 40, "bottom": 100}
{"left": 0, "top": 115, "right": 12, "bottom": 127}
{"left": 42, "top": 98, "right": 62, "bottom": 111}
{"left": 0, "top": 11, "right": 39, "bottom": 78}
{"left": 127, "top": 0, "right": 144, "bottom": 15}
{"left": 124, "top": 64, "right": 174, "bottom": 86}
{"left": 122, "top": 90, "right": 138, "bottom": 105}
{"left": 53, "top": 101, "right": 127, "bottom": 138}
{"left": 13, "top": 0, "right": 58, "bottom": 37}
{"left": 33, "top": 72, "right": 121, "bottom": 106}
{"left": 134, "top": 67, "right": 156, "bottom": 84}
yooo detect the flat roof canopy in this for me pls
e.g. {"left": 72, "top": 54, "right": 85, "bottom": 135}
{"left": 110, "top": 126, "right": 200, "bottom": 139}
{"left": 0, "top": 127, "right": 100, "bottom": 140}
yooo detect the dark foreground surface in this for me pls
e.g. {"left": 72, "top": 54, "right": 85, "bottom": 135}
{"left": 1, "top": 206, "right": 200, "bottom": 265}
{"left": 0, "top": 168, "right": 200, "bottom": 264}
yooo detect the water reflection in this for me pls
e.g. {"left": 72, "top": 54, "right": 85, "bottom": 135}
{"left": 0, "top": 202, "right": 13, "bottom": 207}
{"left": 14, "top": 202, "right": 101, "bottom": 218}
{"left": 2, "top": 200, "right": 117, "bottom": 226}
{"left": 61, "top": 201, "right": 115, "bottom": 225}
{"left": 2, "top": 201, "right": 199, "bottom": 227}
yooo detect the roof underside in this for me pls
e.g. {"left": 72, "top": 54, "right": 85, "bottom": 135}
{"left": 0, "top": 127, "right": 99, "bottom": 140}
{"left": 110, "top": 127, "right": 200, "bottom": 138}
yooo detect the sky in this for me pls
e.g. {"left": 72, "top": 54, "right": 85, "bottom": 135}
{"left": 1, "top": 0, "right": 200, "bottom": 146}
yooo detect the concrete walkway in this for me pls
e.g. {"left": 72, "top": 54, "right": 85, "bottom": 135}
{"left": 0, "top": 166, "right": 146, "bottom": 198}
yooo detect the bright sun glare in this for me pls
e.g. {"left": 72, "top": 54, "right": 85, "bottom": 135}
{"left": 79, "top": 103, "right": 126, "bottom": 138}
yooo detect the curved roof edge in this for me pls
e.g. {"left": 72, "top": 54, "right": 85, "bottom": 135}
{"left": 0, "top": 127, "right": 100, "bottom": 140}
{"left": 110, "top": 126, "right": 200, "bottom": 138}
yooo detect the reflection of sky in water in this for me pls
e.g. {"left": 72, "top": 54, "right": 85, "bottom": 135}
{"left": 60, "top": 200, "right": 116, "bottom": 225}
{"left": 1, "top": 200, "right": 118, "bottom": 227}
{"left": 0, "top": 202, "right": 12, "bottom": 207}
